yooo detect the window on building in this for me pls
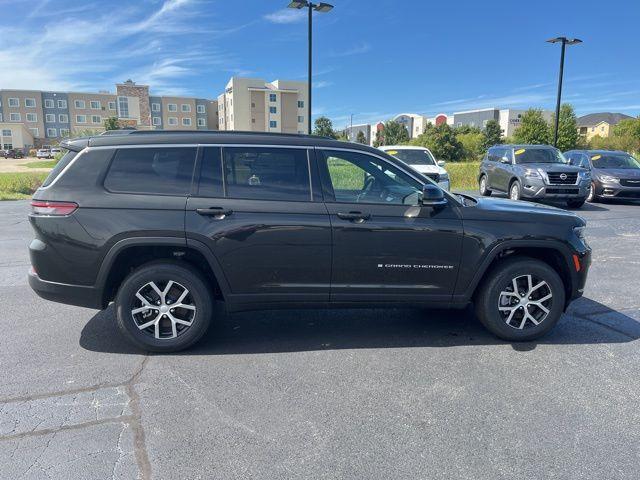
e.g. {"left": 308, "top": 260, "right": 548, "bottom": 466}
{"left": 59, "top": 128, "right": 69, "bottom": 137}
{"left": 168, "top": 117, "right": 178, "bottom": 126}
{"left": 182, "top": 118, "right": 192, "bottom": 126}
{"left": 90, "top": 100, "right": 100, "bottom": 109}
{"left": 104, "top": 147, "right": 197, "bottom": 195}
{"left": 197, "top": 118, "right": 206, "bottom": 127}
{"left": 44, "top": 99, "right": 54, "bottom": 108}
{"left": 2, "top": 143, "right": 13, "bottom": 150}
{"left": 76, "top": 115, "right": 87, "bottom": 124}
{"left": 251, "top": 118, "right": 255, "bottom": 124}
{"left": 269, "top": 93, "right": 277, "bottom": 102}
{"left": 47, "top": 128, "right": 57, "bottom": 137}
{"left": 297, "top": 116, "right": 304, "bottom": 123}
{"left": 26, "top": 113, "right": 37, "bottom": 122}
{"left": 30, "top": 128, "right": 39, "bottom": 137}
{"left": 181, "top": 104, "right": 191, "bottom": 113}
{"left": 25, "top": 98, "right": 36, "bottom": 108}
{"left": 59, "top": 114, "right": 68, "bottom": 123}
{"left": 223, "top": 147, "right": 311, "bottom": 202}
{"left": 269, "top": 120, "right": 277, "bottom": 128}
{"left": 2, "top": 129, "right": 12, "bottom": 137}
{"left": 152, "top": 117, "right": 161, "bottom": 126}
{"left": 152, "top": 103, "right": 160, "bottom": 112}
{"left": 117, "top": 96, "right": 129, "bottom": 118}
{"left": 269, "top": 106, "right": 277, "bottom": 114}
{"left": 251, "top": 102, "right": 256, "bottom": 108}
{"left": 0, "top": 113, "right": 3, "bottom": 121}
{"left": 197, "top": 104, "right": 205, "bottom": 114}
{"left": 10, "top": 113, "right": 21, "bottom": 122}
{"left": 45, "top": 114, "right": 55, "bottom": 123}
{"left": 92, "top": 115, "right": 101, "bottom": 124}
{"left": 167, "top": 103, "right": 177, "bottom": 112}
{"left": 57, "top": 99, "right": 67, "bottom": 109}
{"left": 8, "top": 98, "right": 19, "bottom": 107}
{"left": 74, "top": 99, "right": 86, "bottom": 109}
{"left": 108, "top": 101, "right": 116, "bottom": 110}
{"left": 297, "top": 100, "right": 304, "bottom": 108}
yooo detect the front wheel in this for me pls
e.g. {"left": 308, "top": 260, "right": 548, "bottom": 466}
{"left": 115, "top": 261, "right": 213, "bottom": 352}
{"left": 474, "top": 257, "right": 565, "bottom": 341}
{"left": 479, "top": 175, "right": 492, "bottom": 196}
{"left": 509, "top": 180, "right": 521, "bottom": 201}
{"left": 586, "top": 183, "right": 597, "bottom": 203}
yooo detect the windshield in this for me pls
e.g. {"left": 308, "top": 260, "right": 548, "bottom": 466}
{"left": 514, "top": 147, "right": 567, "bottom": 164}
{"left": 386, "top": 149, "right": 436, "bottom": 166}
{"left": 591, "top": 153, "right": 640, "bottom": 170}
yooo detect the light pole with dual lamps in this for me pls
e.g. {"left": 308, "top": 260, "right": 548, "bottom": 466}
{"left": 547, "top": 36, "right": 582, "bottom": 147}
{"left": 287, "top": 1, "right": 334, "bottom": 134}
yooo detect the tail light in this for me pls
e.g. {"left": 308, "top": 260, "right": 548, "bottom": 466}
{"left": 31, "top": 200, "right": 78, "bottom": 216}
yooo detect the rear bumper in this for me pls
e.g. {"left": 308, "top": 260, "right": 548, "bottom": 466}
{"left": 28, "top": 270, "right": 103, "bottom": 309}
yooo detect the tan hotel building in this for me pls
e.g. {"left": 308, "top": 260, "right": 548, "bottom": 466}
{"left": 217, "top": 77, "right": 308, "bottom": 134}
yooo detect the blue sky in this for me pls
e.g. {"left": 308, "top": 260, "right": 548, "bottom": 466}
{"left": 1, "top": 0, "right": 638, "bottom": 128}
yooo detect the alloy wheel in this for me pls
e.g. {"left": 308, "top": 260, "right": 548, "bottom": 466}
{"left": 587, "top": 183, "right": 595, "bottom": 202}
{"left": 497, "top": 274, "right": 552, "bottom": 330}
{"left": 509, "top": 183, "right": 520, "bottom": 200}
{"left": 131, "top": 280, "right": 196, "bottom": 339}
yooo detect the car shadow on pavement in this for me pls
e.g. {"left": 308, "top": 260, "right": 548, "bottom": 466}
{"left": 80, "top": 297, "right": 639, "bottom": 355}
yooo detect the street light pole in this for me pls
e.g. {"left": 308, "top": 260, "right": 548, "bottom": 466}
{"left": 288, "top": 1, "right": 334, "bottom": 135}
{"left": 547, "top": 36, "right": 582, "bottom": 147}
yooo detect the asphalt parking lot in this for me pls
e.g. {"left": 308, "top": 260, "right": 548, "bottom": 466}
{"left": 2, "top": 198, "right": 640, "bottom": 479}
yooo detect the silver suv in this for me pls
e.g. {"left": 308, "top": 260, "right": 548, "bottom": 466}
{"left": 478, "top": 144, "right": 590, "bottom": 208}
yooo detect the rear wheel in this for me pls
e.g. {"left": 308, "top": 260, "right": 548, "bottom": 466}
{"left": 509, "top": 180, "right": 521, "bottom": 201}
{"left": 475, "top": 257, "right": 565, "bottom": 341}
{"left": 115, "top": 261, "right": 213, "bottom": 352}
{"left": 479, "top": 175, "right": 492, "bottom": 196}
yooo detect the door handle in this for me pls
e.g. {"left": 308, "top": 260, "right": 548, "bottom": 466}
{"left": 196, "top": 207, "right": 233, "bottom": 219}
{"left": 337, "top": 211, "right": 371, "bottom": 222}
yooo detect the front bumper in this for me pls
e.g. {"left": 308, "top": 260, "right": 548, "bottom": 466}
{"left": 29, "top": 269, "right": 103, "bottom": 309}
{"left": 571, "top": 248, "right": 591, "bottom": 301}
{"left": 594, "top": 180, "right": 640, "bottom": 199}
{"left": 521, "top": 177, "right": 590, "bottom": 200}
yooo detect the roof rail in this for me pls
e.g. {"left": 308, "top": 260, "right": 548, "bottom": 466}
{"left": 125, "top": 130, "right": 333, "bottom": 140}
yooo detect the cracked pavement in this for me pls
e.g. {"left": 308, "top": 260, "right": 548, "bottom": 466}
{"left": 1, "top": 199, "right": 640, "bottom": 479}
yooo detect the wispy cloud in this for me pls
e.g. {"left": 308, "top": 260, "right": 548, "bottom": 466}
{"left": 313, "top": 80, "right": 334, "bottom": 89}
{"left": 329, "top": 42, "right": 371, "bottom": 57}
{"left": 264, "top": 9, "right": 306, "bottom": 24}
{"left": 0, "top": 0, "right": 247, "bottom": 96}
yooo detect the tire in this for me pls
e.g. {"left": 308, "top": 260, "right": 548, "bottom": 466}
{"left": 479, "top": 175, "right": 492, "bottom": 196}
{"left": 474, "top": 257, "right": 566, "bottom": 342}
{"left": 586, "top": 182, "right": 598, "bottom": 203}
{"left": 509, "top": 180, "right": 521, "bottom": 201}
{"left": 566, "top": 199, "right": 586, "bottom": 208}
{"left": 115, "top": 261, "right": 213, "bottom": 352}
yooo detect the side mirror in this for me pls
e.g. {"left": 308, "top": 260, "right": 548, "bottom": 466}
{"left": 421, "top": 184, "right": 447, "bottom": 208}
{"left": 500, "top": 156, "right": 511, "bottom": 164}
{"left": 437, "top": 160, "right": 446, "bottom": 167}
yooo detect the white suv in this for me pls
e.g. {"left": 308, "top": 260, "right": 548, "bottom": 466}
{"left": 36, "top": 149, "right": 52, "bottom": 159}
{"left": 379, "top": 145, "right": 450, "bottom": 190}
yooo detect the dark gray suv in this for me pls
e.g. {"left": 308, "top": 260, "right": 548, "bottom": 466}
{"left": 478, "top": 145, "right": 591, "bottom": 208}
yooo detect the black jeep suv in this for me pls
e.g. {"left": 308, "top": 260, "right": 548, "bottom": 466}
{"left": 479, "top": 144, "right": 590, "bottom": 208}
{"left": 28, "top": 132, "right": 591, "bottom": 352}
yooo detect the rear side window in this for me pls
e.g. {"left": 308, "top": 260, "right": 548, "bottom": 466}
{"left": 197, "top": 147, "right": 223, "bottom": 197}
{"left": 105, "top": 147, "right": 196, "bottom": 195}
{"left": 223, "top": 147, "right": 310, "bottom": 201}
{"left": 41, "top": 150, "right": 77, "bottom": 187}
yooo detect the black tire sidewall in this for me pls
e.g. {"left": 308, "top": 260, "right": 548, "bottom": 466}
{"left": 115, "top": 262, "right": 213, "bottom": 352}
{"left": 476, "top": 258, "right": 566, "bottom": 341}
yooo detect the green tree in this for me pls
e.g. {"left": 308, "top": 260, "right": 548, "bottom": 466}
{"left": 483, "top": 119, "right": 503, "bottom": 150}
{"left": 413, "top": 123, "right": 464, "bottom": 162}
{"left": 513, "top": 109, "right": 550, "bottom": 144}
{"left": 103, "top": 117, "right": 119, "bottom": 131}
{"left": 550, "top": 104, "right": 579, "bottom": 151}
{"left": 381, "top": 120, "right": 410, "bottom": 145}
{"left": 458, "top": 132, "right": 485, "bottom": 161}
{"left": 454, "top": 124, "right": 482, "bottom": 135}
{"left": 313, "top": 116, "right": 337, "bottom": 139}
{"left": 356, "top": 130, "right": 367, "bottom": 144}
{"left": 373, "top": 128, "right": 384, "bottom": 147}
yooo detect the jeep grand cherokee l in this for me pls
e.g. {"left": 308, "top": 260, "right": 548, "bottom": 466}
{"left": 565, "top": 150, "right": 640, "bottom": 202}
{"left": 479, "top": 144, "right": 590, "bottom": 208}
{"left": 28, "top": 132, "right": 591, "bottom": 352}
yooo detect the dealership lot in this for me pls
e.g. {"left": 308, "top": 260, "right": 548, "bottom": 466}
{"left": 1, "top": 199, "right": 639, "bottom": 479}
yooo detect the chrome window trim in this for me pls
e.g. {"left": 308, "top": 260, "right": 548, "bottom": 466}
{"left": 37, "top": 149, "right": 87, "bottom": 190}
